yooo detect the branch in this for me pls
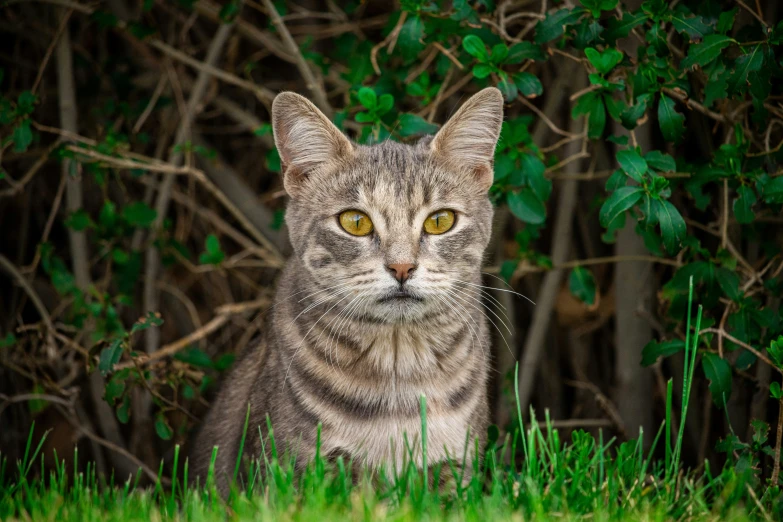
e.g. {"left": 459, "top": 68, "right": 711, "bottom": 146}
{"left": 699, "top": 328, "right": 782, "bottom": 375}
{"left": 193, "top": 134, "right": 289, "bottom": 255}
{"left": 517, "top": 72, "right": 584, "bottom": 413}
{"left": 772, "top": 395, "right": 783, "bottom": 487}
{"left": 55, "top": 7, "right": 133, "bottom": 478}
{"left": 0, "top": 254, "right": 55, "bottom": 350}
{"left": 143, "top": 17, "right": 239, "bottom": 364}
{"left": 0, "top": 140, "right": 60, "bottom": 198}
{"left": 114, "top": 298, "right": 269, "bottom": 371}
{"left": 195, "top": 0, "right": 296, "bottom": 64}
{"left": 261, "top": 0, "right": 332, "bottom": 116}
{"left": 147, "top": 38, "right": 274, "bottom": 104}
{"left": 370, "top": 11, "right": 408, "bottom": 76}
{"left": 662, "top": 87, "right": 730, "bottom": 124}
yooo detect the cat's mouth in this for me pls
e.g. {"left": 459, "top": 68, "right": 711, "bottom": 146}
{"left": 378, "top": 289, "right": 423, "bottom": 303}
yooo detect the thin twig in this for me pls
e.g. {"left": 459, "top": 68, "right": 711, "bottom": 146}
{"left": 772, "top": 395, "right": 783, "bottom": 487}
{"left": 518, "top": 95, "right": 580, "bottom": 138}
{"left": 736, "top": 0, "right": 767, "bottom": 27}
{"left": 55, "top": 8, "right": 132, "bottom": 477}
{"left": 517, "top": 75, "right": 584, "bottom": 413}
{"left": 143, "top": 18, "right": 239, "bottom": 368}
{"left": 0, "top": 140, "right": 61, "bottom": 198}
{"left": 432, "top": 42, "right": 464, "bottom": 70}
{"left": 115, "top": 298, "right": 269, "bottom": 370}
{"left": 147, "top": 38, "right": 274, "bottom": 104}
{"left": 699, "top": 328, "right": 782, "bottom": 374}
{"left": 0, "top": 254, "right": 56, "bottom": 350}
{"left": 32, "top": 8, "right": 73, "bottom": 94}
{"left": 370, "top": 11, "right": 407, "bottom": 75}
{"left": 261, "top": 0, "right": 332, "bottom": 116}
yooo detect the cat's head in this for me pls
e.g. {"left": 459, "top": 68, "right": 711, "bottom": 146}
{"left": 272, "top": 88, "right": 503, "bottom": 323}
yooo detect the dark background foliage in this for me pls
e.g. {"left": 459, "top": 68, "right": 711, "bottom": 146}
{"left": 1, "top": 0, "right": 782, "bottom": 485}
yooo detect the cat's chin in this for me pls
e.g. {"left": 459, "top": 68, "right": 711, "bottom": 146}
{"left": 371, "top": 298, "right": 430, "bottom": 323}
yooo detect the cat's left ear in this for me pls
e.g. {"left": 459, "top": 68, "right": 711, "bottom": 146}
{"left": 430, "top": 87, "right": 503, "bottom": 191}
{"left": 272, "top": 92, "right": 354, "bottom": 197}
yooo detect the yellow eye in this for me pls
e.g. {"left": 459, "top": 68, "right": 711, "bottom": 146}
{"left": 423, "top": 210, "right": 455, "bottom": 235}
{"left": 339, "top": 210, "right": 374, "bottom": 236}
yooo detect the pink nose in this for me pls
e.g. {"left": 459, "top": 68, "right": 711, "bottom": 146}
{"left": 387, "top": 263, "right": 416, "bottom": 284}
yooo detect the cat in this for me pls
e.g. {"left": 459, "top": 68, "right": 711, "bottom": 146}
{"left": 190, "top": 87, "right": 504, "bottom": 493}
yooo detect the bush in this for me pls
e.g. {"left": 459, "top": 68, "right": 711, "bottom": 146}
{"left": 0, "top": 0, "right": 781, "bottom": 489}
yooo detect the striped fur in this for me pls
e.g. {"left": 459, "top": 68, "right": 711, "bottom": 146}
{"left": 191, "top": 88, "right": 504, "bottom": 493}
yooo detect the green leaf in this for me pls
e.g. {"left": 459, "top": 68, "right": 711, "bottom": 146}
{"left": 569, "top": 267, "right": 597, "bottom": 306}
{"left": 155, "top": 415, "right": 173, "bottom": 440}
{"left": 397, "top": 113, "right": 439, "bottom": 137}
{"left": 130, "top": 311, "right": 164, "bottom": 335}
{"left": 397, "top": 15, "right": 425, "bottom": 61}
{"left": 717, "top": 8, "right": 737, "bottom": 33}
{"left": 98, "top": 339, "right": 123, "bottom": 376}
{"left": 716, "top": 267, "right": 741, "bottom": 301}
{"left": 513, "top": 72, "right": 543, "bottom": 98}
{"left": 585, "top": 47, "right": 623, "bottom": 75}
{"left": 670, "top": 13, "right": 712, "bottom": 39}
{"left": 604, "top": 11, "right": 647, "bottom": 42}
{"left": 641, "top": 339, "right": 685, "bottom": 366}
{"left": 520, "top": 154, "right": 551, "bottom": 201}
{"left": 762, "top": 176, "right": 783, "bottom": 204}
{"left": 771, "top": 381, "right": 782, "bottom": 400}
{"left": 508, "top": 188, "right": 546, "bottom": 224}
{"left": 505, "top": 41, "right": 545, "bottom": 63}
{"left": 357, "top": 87, "right": 377, "bottom": 109}
{"left": 620, "top": 96, "right": 649, "bottom": 130}
{"left": 199, "top": 234, "right": 225, "bottom": 265}
{"left": 727, "top": 46, "right": 763, "bottom": 94}
{"left": 535, "top": 8, "right": 583, "bottom": 44}
{"left": 616, "top": 149, "right": 648, "bottom": 183}
{"left": 0, "top": 332, "right": 17, "bottom": 348}
{"left": 580, "top": 0, "right": 618, "bottom": 18}
{"left": 490, "top": 43, "right": 508, "bottom": 64}
{"left": 644, "top": 150, "right": 676, "bottom": 172}
{"left": 12, "top": 119, "right": 33, "bottom": 153}
{"left": 655, "top": 200, "right": 686, "bottom": 254}
{"left": 599, "top": 186, "right": 643, "bottom": 228}
{"left": 587, "top": 96, "right": 606, "bottom": 139}
{"left": 16, "top": 91, "right": 37, "bottom": 115}
{"left": 497, "top": 74, "right": 518, "bottom": 101}
{"left": 462, "top": 35, "right": 488, "bottom": 62}
{"left": 253, "top": 123, "right": 272, "bottom": 137}
{"left": 377, "top": 94, "right": 394, "bottom": 115}
{"left": 658, "top": 94, "right": 685, "bottom": 143}
{"left": 605, "top": 170, "right": 626, "bottom": 191}
{"left": 64, "top": 209, "right": 94, "bottom": 231}
{"left": 122, "top": 202, "right": 157, "bottom": 228}
{"left": 472, "top": 64, "right": 494, "bottom": 79}
{"left": 355, "top": 111, "right": 376, "bottom": 123}
{"left": 218, "top": 0, "right": 241, "bottom": 22}
{"left": 116, "top": 395, "right": 131, "bottom": 424}
{"left": 175, "top": 347, "right": 213, "bottom": 368}
{"left": 128, "top": 22, "right": 156, "bottom": 39}
{"left": 733, "top": 185, "right": 756, "bottom": 224}
{"left": 702, "top": 352, "right": 732, "bottom": 408}
{"left": 681, "top": 35, "right": 733, "bottom": 69}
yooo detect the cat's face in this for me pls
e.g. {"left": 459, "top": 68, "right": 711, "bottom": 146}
{"left": 273, "top": 89, "right": 503, "bottom": 323}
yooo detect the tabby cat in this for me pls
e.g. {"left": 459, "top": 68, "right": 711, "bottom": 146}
{"left": 191, "top": 87, "right": 504, "bottom": 492}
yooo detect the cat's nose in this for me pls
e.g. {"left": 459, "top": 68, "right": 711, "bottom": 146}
{"left": 387, "top": 263, "right": 416, "bottom": 284}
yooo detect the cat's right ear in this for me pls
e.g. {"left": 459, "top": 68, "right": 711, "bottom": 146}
{"left": 272, "top": 92, "right": 354, "bottom": 197}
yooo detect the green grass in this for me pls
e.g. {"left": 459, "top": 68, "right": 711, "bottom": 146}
{"left": 0, "top": 280, "right": 778, "bottom": 521}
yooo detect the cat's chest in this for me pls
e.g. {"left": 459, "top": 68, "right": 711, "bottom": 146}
{"left": 322, "top": 407, "right": 475, "bottom": 468}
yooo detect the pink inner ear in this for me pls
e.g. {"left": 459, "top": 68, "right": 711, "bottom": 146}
{"left": 472, "top": 164, "right": 495, "bottom": 192}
